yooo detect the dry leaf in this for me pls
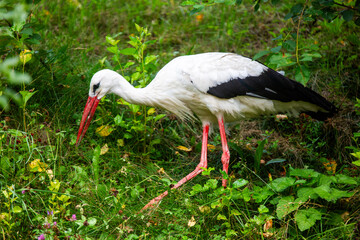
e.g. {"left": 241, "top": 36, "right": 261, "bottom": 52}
{"left": 323, "top": 159, "right": 337, "bottom": 174}
{"left": 275, "top": 114, "right": 288, "bottom": 120}
{"left": 147, "top": 108, "right": 156, "bottom": 115}
{"left": 157, "top": 168, "right": 165, "bottom": 174}
{"left": 199, "top": 206, "right": 210, "bottom": 213}
{"left": 96, "top": 125, "right": 113, "bottom": 137}
{"left": 263, "top": 219, "right": 273, "bottom": 231}
{"left": 188, "top": 216, "right": 196, "bottom": 227}
{"left": 100, "top": 144, "right": 109, "bottom": 155}
{"left": 207, "top": 144, "right": 216, "bottom": 152}
{"left": 29, "top": 159, "right": 48, "bottom": 172}
{"left": 46, "top": 169, "right": 54, "bottom": 180}
{"left": 246, "top": 143, "right": 252, "bottom": 151}
{"left": 176, "top": 146, "right": 192, "bottom": 152}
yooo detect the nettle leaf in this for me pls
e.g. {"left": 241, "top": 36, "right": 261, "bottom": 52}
{"left": 342, "top": 10, "right": 354, "bottom": 21}
{"left": 295, "top": 208, "right": 322, "bottom": 231}
{"left": 232, "top": 178, "right": 248, "bottom": 188}
{"left": 314, "top": 184, "right": 354, "bottom": 201}
{"left": 276, "top": 196, "right": 303, "bottom": 219}
{"left": 290, "top": 168, "right": 320, "bottom": 178}
{"left": 331, "top": 174, "right": 358, "bottom": 185}
{"left": 270, "top": 177, "right": 296, "bottom": 192}
{"left": 297, "top": 187, "right": 319, "bottom": 201}
{"left": 295, "top": 64, "right": 310, "bottom": 85}
{"left": 252, "top": 185, "right": 275, "bottom": 203}
{"left": 253, "top": 50, "right": 270, "bottom": 60}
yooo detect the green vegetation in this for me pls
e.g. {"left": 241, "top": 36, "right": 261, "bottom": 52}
{"left": 1, "top": 0, "right": 359, "bottom": 239}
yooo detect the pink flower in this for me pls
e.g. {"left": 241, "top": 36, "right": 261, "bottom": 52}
{"left": 38, "top": 234, "right": 45, "bottom": 240}
{"left": 70, "top": 214, "right": 77, "bottom": 221}
{"left": 53, "top": 221, "right": 57, "bottom": 226}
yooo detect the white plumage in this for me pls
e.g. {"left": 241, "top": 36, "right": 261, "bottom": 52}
{"left": 76, "top": 52, "right": 336, "bottom": 210}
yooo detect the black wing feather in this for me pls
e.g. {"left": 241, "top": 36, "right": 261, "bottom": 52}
{"left": 207, "top": 68, "right": 337, "bottom": 120}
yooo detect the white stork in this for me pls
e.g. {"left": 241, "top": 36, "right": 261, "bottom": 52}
{"left": 76, "top": 52, "right": 337, "bottom": 210}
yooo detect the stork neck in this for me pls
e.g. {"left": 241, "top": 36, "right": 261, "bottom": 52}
{"left": 111, "top": 77, "right": 154, "bottom": 106}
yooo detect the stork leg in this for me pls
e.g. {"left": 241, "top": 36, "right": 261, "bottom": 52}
{"left": 218, "top": 117, "right": 230, "bottom": 187}
{"left": 141, "top": 123, "right": 210, "bottom": 211}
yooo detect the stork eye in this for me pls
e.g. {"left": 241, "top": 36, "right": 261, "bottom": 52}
{"left": 93, "top": 82, "right": 100, "bottom": 94}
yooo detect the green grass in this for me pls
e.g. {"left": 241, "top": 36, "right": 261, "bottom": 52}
{"left": 1, "top": 0, "right": 360, "bottom": 239}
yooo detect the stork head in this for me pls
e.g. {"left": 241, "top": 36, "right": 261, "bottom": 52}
{"left": 76, "top": 69, "right": 118, "bottom": 146}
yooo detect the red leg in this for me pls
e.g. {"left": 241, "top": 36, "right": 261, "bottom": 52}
{"left": 141, "top": 123, "right": 210, "bottom": 211}
{"left": 218, "top": 117, "right": 230, "bottom": 187}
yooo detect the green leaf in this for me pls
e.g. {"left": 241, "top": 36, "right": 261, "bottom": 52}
{"left": 252, "top": 186, "right": 274, "bottom": 203}
{"left": 276, "top": 196, "right": 303, "bottom": 219}
{"left": 254, "top": 138, "right": 266, "bottom": 172}
{"left": 145, "top": 55, "right": 157, "bottom": 65}
{"left": 297, "top": 187, "right": 319, "bottom": 201}
{"left": 331, "top": 174, "right": 358, "bottom": 185}
{"left": 290, "top": 168, "right": 320, "bottom": 178}
{"left": 19, "top": 90, "right": 37, "bottom": 105}
{"left": 181, "top": 1, "right": 196, "bottom": 6}
{"left": 314, "top": 184, "right": 353, "bottom": 201}
{"left": 270, "top": 177, "right": 296, "bottom": 192}
{"left": 119, "top": 48, "right": 137, "bottom": 55}
{"left": 342, "top": 10, "right": 354, "bottom": 21}
{"left": 107, "top": 46, "right": 118, "bottom": 54}
{"left": 352, "top": 159, "right": 360, "bottom": 166}
{"left": 232, "top": 179, "right": 248, "bottom": 188}
{"left": 87, "top": 217, "right": 97, "bottom": 227}
{"left": 13, "top": 206, "right": 22, "bottom": 213}
{"left": 217, "top": 214, "right": 227, "bottom": 220}
{"left": 253, "top": 50, "right": 270, "bottom": 60}
{"left": 295, "top": 208, "right": 322, "bottom": 231}
{"left": 270, "top": 45, "right": 282, "bottom": 53}
{"left": 265, "top": 158, "right": 286, "bottom": 165}
{"left": 258, "top": 205, "right": 269, "bottom": 214}
{"left": 295, "top": 64, "right": 310, "bottom": 85}
{"left": 105, "top": 36, "right": 120, "bottom": 46}
{"left": 283, "top": 40, "right": 296, "bottom": 52}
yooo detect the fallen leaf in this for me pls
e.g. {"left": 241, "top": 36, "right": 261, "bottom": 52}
{"left": 157, "top": 168, "right": 165, "bottom": 174}
{"left": 176, "top": 146, "right": 192, "bottom": 152}
{"left": 207, "top": 144, "right": 216, "bottom": 152}
{"left": 46, "top": 169, "right": 54, "bottom": 180}
{"left": 275, "top": 114, "right": 288, "bottom": 120}
{"left": 29, "top": 159, "right": 48, "bottom": 172}
{"left": 199, "top": 206, "right": 210, "bottom": 213}
{"left": 263, "top": 219, "right": 273, "bottom": 231}
{"left": 323, "top": 159, "right": 337, "bottom": 174}
{"left": 96, "top": 125, "right": 113, "bottom": 137}
{"left": 100, "top": 144, "right": 109, "bottom": 155}
{"left": 188, "top": 216, "right": 196, "bottom": 227}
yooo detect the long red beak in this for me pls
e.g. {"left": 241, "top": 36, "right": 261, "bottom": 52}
{"left": 76, "top": 96, "right": 100, "bottom": 146}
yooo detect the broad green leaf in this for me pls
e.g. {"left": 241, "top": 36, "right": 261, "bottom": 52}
{"left": 297, "top": 187, "right": 319, "bottom": 201}
{"left": 154, "top": 114, "right": 166, "bottom": 122}
{"left": 119, "top": 48, "right": 137, "bottom": 56}
{"left": 106, "top": 46, "right": 118, "bottom": 54}
{"left": 232, "top": 179, "right": 248, "bottom": 188}
{"left": 276, "top": 196, "right": 303, "bottom": 219}
{"left": 131, "top": 72, "right": 141, "bottom": 81}
{"left": 295, "top": 208, "right": 322, "bottom": 231}
{"left": 283, "top": 40, "right": 296, "bottom": 52}
{"left": 20, "top": 90, "right": 37, "bottom": 105}
{"left": 270, "top": 45, "right": 282, "bottom": 53}
{"left": 145, "top": 55, "right": 157, "bottom": 65}
{"left": 314, "top": 184, "right": 353, "bottom": 201}
{"left": 295, "top": 64, "right": 310, "bottom": 85}
{"left": 253, "top": 50, "right": 270, "bottom": 60}
{"left": 331, "top": 174, "right": 358, "bottom": 185}
{"left": 181, "top": 0, "right": 196, "bottom": 5}
{"left": 352, "top": 159, "right": 360, "bottom": 166}
{"left": 342, "top": 10, "right": 354, "bottom": 21}
{"left": 252, "top": 185, "right": 274, "bottom": 203}
{"left": 258, "top": 205, "right": 269, "bottom": 214}
{"left": 106, "top": 36, "right": 120, "bottom": 46}
{"left": 87, "top": 217, "right": 97, "bottom": 227}
{"left": 217, "top": 214, "right": 227, "bottom": 220}
{"left": 13, "top": 206, "right": 22, "bottom": 213}
{"left": 290, "top": 168, "right": 320, "bottom": 178}
{"left": 270, "top": 177, "right": 296, "bottom": 192}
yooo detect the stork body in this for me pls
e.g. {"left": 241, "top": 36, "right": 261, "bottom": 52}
{"left": 76, "top": 52, "right": 336, "bottom": 210}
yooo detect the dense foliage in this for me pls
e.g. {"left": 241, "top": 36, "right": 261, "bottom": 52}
{"left": 1, "top": 0, "right": 359, "bottom": 239}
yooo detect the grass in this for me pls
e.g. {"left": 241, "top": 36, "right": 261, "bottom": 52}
{"left": 1, "top": 0, "right": 360, "bottom": 239}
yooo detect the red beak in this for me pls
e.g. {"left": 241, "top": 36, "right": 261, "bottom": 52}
{"left": 76, "top": 96, "right": 100, "bottom": 146}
